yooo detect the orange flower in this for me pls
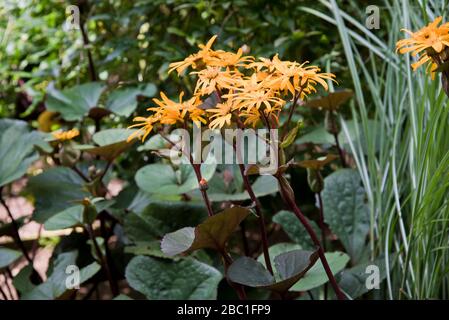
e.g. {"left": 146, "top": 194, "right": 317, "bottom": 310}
{"left": 191, "top": 66, "right": 235, "bottom": 96}
{"left": 207, "top": 99, "right": 236, "bottom": 129}
{"left": 52, "top": 128, "right": 79, "bottom": 141}
{"left": 397, "top": 16, "right": 449, "bottom": 74}
{"left": 168, "top": 35, "right": 218, "bottom": 74}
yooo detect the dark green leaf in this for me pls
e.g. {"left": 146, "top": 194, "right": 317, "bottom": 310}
{"left": 290, "top": 251, "right": 350, "bottom": 292}
{"left": 161, "top": 206, "right": 250, "bottom": 256}
{"left": 125, "top": 255, "right": 222, "bottom": 299}
{"left": 0, "top": 247, "right": 22, "bottom": 269}
{"left": 321, "top": 169, "right": 369, "bottom": 263}
{"left": 27, "top": 167, "right": 89, "bottom": 223}
{"left": 46, "top": 82, "right": 106, "bottom": 121}
{"left": 272, "top": 210, "right": 319, "bottom": 250}
{"left": 22, "top": 251, "right": 100, "bottom": 300}
{"left": 0, "top": 119, "right": 48, "bottom": 187}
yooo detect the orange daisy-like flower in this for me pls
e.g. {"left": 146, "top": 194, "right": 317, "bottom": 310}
{"left": 168, "top": 35, "right": 218, "bottom": 75}
{"left": 52, "top": 128, "right": 79, "bottom": 141}
{"left": 191, "top": 66, "right": 235, "bottom": 96}
{"left": 397, "top": 16, "right": 449, "bottom": 74}
{"left": 128, "top": 116, "right": 159, "bottom": 142}
{"left": 207, "top": 99, "right": 237, "bottom": 130}
{"left": 268, "top": 57, "right": 336, "bottom": 97}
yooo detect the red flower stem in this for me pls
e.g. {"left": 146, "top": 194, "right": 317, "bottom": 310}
{"left": 317, "top": 191, "right": 328, "bottom": 300}
{"left": 237, "top": 163, "right": 274, "bottom": 275}
{"left": 278, "top": 182, "right": 346, "bottom": 300}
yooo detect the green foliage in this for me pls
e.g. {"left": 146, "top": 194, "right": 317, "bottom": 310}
{"left": 321, "top": 169, "right": 369, "bottom": 263}
{"left": 125, "top": 255, "right": 222, "bottom": 300}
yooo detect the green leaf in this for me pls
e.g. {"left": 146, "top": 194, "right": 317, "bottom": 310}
{"left": 27, "top": 167, "right": 90, "bottom": 223}
{"left": 321, "top": 169, "right": 369, "bottom": 263}
{"left": 13, "top": 265, "right": 36, "bottom": 294}
{"left": 46, "top": 82, "right": 106, "bottom": 121}
{"left": 257, "top": 242, "right": 302, "bottom": 273}
{"left": 135, "top": 157, "right": 217, "bottom": 196}
{"left": 272, "top": 210, "right": 320, "bottom": 250}
{"left": 0, "top": 247, "right": 22, "bottom": 269}
{"left": 22, "top": 251, "right": 100, "bottom": 300}
{"left": 124, "top": 201, "right": 208, "bottom": 242}
{"left": 228, "top": 249, "right": 319, "bottom": 293}
{"left": 208, "top": 175, "right": 278, "bottom": 202}
{"left": 0, "top": 119, "right": 48, "bottom": 187}
{"left": 44, "top": 205, "right": 84, "bottom": 231}
{"left": 125, "top": 241, "right": 174, "bottom": 259}
{"left": 290, "top": 251, "right": 350, "bottom": 292}
{"left": 161, "top": 206, "right": 250, "bottom": 256}
{"left": 296, "top": 120, "right": 380, "bottom": 154}
{"left": 138, "top": 83, "right": 157, "bottom": 97}
{"left": 106, "top": 88, "right": 140, "bottom": 117}
{"left": 338, "top": 256, "right": 389, "bottom": 299}
{"left": 125, "top": 255, "right": 222, "bottom": 300}
{"left": 76, "top": 128, "right": 137, "bottom": 161}
{"left": 228, "top": 257, "right": 274, "bottom": 287}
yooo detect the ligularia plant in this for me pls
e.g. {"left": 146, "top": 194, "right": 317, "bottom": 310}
{"left": 129, "top": 35, "right": 346, "bottom": 300}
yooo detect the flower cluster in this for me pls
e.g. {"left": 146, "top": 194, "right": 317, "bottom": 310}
{"left": 396, "top": 16, "right": 449, "bottom": 77}
{"left": 129, "top": 35, "right": 336, "bottom": 141}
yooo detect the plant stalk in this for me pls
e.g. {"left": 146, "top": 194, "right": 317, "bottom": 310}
{"left": 278, "top": 181, "right": 345, "bottom": 300}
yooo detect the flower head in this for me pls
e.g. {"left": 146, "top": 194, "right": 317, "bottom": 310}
{"left": 207, "top": 99, "right": 236, "bottom": 130}
{"left": 52, "top": 128, "right": 79, "bottom": 141}
{"left": 397, "top": 16, "right": 449, "bottom": 75}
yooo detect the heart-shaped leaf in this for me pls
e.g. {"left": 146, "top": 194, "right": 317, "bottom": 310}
{"left": 22, "top": 251, "right": 100, "bottom": 300}
{"left": 338, "top": 256, "right": 389, "bottom": 299}
{"left": 135, "top": 156, "right": 217, "bottom": 195}
{"left": 46, "top": 82, "right": 106, "bottom": 121}
{"left": 321, "top": 169, "right": 369, "bottom": 263}
{"left": 27, "top": 167, "right": 90, "bottom": 223}
{"left": 228, "top": 249, "right": 318, "bottom": 293}
{"left": 0, "top": 247, "right": 22, "bottom": 269}
{"left": 0, "top": 119, "right": 49, "bottom": 187}
{"left": 290, "top": 251, "right": 350, "bottom": 292}
{"left": 76, "top": 128, "right": 137, "bottom": 161}
{"left": 44, "top": 199, "right": 114, "bottom": 230}
{"left": 125, "top": 255, "right": 222, "bottom": 300}
{"left": 106, "top": 88, "right": 140, "bottom": 117}
{"left": 161, "top": 206, "right": 250, "bottom": 256}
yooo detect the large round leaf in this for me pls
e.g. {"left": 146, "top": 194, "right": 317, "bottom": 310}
{"left": 161, "top": 206, "right": 250, "bottom": 256}
{"left": 125, "top": 255, "right": 222, "bottom": 300}
{"left": 0, "top": 119, "right": 49, "bottom": 187}
{"left": 22, "top": 251, "right": 100, "bottom": 300}
{"left": 290, "top": 251, "right": 350, "bottom": 292}
{"left": 135, "top": 157, "right": 217, "bottom": 195}
{"left": 76, "top": 128, "right": 137, "bottom": 160}
{"left": 0, "top": 247, "right": 22, "bottom": 269}
{"left": 46, "top": 82, "right": 106, "bottom": 121}
{"left": 228, "top": 249, "right": 319, "bottom": 293}
{"left": 27, "top": 167, "right": 90, "bottom": 223}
